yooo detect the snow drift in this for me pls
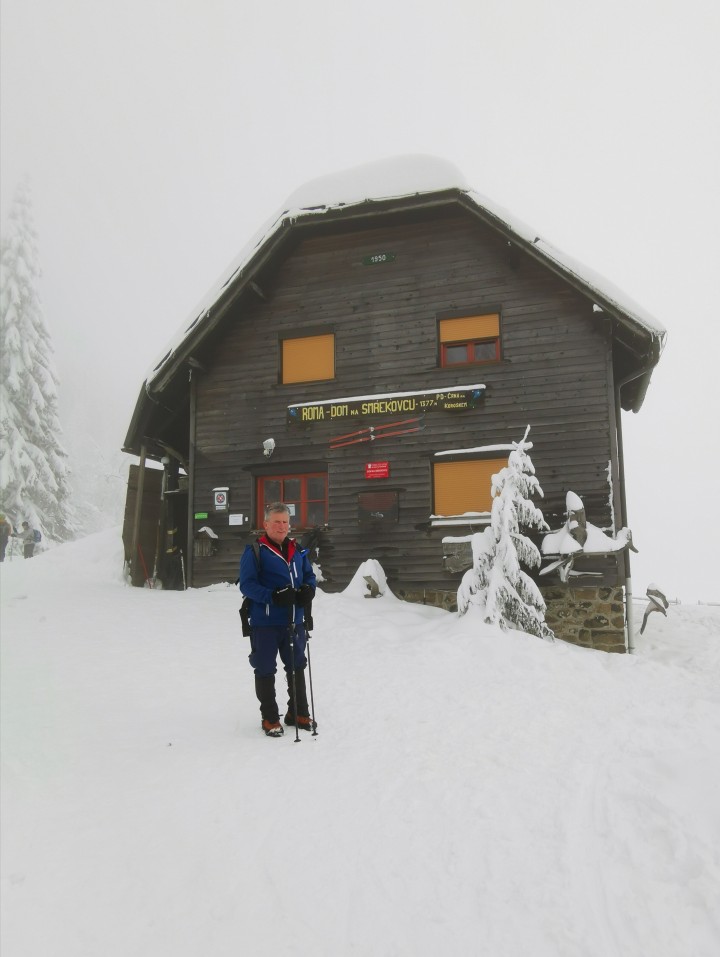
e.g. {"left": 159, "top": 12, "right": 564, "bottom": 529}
{"left": 1, "top": 529, "right": 719, "bottom": 957}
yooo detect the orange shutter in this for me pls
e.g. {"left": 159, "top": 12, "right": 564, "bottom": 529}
{"left": 439, "top": 314, "right": 499, "bottom": 343}
{"left": 282, "top": 335, "right": 335, "bottom": 384}
{"left": 433, "top": 459, "right": 506, "bottom": 515}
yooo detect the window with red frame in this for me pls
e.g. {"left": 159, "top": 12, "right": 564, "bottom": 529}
{"left": 257, "top": 473, "right": 328, "bottom": 528}
{"left": 439, "top": 313, "right": 500, "bottom": 367}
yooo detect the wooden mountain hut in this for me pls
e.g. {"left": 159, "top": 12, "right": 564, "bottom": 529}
{"left": 123, "top": 156, "right": 666, "bottom": 652}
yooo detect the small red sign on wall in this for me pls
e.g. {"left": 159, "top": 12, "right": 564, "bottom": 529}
{"left": 365, "top": 461, "right": 390, "bottom": 479}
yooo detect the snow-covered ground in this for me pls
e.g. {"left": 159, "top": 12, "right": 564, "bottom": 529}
{"left": 1, "top": 529, "right": 719, "bottom": 957}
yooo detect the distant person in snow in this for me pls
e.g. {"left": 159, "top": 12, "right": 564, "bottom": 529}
{"left": 239, "top": 502, "right": 317, "bottom": 737}
{"left": 19, "top": 521, "right": 38, "bottom": 559}
{"left": 0, "top": 513, "right": 13, "bottom": 562}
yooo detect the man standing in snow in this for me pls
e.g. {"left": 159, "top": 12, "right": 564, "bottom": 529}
{"left": 19, "top": 521, "right": 37, "bottom": 559}
{"left": 239, "top": 503, "right": 317, "bottom": 737}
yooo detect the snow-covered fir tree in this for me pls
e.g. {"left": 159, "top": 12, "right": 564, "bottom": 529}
{"left": 0, "top": 180, "right": 75, "bottom": 541}
{"left": 457, "top": 426, "right": 554, "bottom": 640}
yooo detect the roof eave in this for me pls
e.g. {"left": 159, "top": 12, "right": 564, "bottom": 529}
{"left": 454, "top": 193, "right": 666, "bottom": 362}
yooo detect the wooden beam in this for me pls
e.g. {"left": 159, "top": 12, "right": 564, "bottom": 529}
{"left": 157, "top": 440, "right": 189, "bottom": 474}
{"left": 130, "top": 443, "right": 147, "bottom": 585}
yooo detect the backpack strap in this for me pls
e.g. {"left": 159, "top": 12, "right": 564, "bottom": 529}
{"left": 239, "top": 539, "right": 263, "bottom": 636}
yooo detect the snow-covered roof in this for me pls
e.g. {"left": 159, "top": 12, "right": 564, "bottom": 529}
{"left": 282, "top": 154, "right": 471, "bottom": 210}
{"left": 145, "top": 155, "right": 666, "bottom": 390}
{"left": 124, "top": 155, "right": 668, "bottom": 455}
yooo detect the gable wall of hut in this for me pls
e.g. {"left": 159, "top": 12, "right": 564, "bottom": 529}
{"left": 188, "top": 207, "right": 620, "bottom": 593}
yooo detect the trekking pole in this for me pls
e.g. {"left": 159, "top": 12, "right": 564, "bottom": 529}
{"left": 305, "top": 618, "right": 318, "bottom": 737}
{"left": 288, "top": 604, "right": 300, "bottom": 743}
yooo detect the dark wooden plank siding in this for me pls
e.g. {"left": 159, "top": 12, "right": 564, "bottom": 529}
{"left": 190, "top": 207, "right": 620, "bottom": 591}
{"left": 122, "top": 465, "right": 164, "bottom": 587}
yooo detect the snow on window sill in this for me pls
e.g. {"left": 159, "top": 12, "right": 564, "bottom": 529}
{"left": 430, "top": 512, "right": 491, "bottom": 529}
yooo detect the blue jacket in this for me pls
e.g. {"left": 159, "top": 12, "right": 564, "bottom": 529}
{"left": 239, "top": 536, "right": 316, "bottom": 627}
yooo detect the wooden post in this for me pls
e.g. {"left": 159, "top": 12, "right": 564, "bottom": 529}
{"left": 614, "top": 387, "right": 634, "bottom": 651}
{"left": 130, "top": 443, "right": 147, "bottom": 586}
{"left": 185, "top": 371, "right": 197, "bottom": 589}
{"left": 151, "top": 465, "right": 168, "bottom": 583}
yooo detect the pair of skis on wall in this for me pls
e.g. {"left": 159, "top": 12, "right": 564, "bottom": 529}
{"left": 329, "top": 416, "right": 425, "bottom": 450}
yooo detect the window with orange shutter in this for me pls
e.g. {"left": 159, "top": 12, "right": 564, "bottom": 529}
{"left": 281, "top": 334, "right": 335, "bottom": 384}
{"left": 438, "top": 314, "right": 500, "bottom": 367}
{"left": 433, "top": 458, "right": 506, "bottom": 515}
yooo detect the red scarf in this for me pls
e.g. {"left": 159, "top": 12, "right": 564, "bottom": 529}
{"left": 259, "top": 534, "right": 297, "bottom": 563}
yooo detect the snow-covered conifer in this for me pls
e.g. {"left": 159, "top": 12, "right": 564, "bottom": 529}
{"left": 0, "top": 180, "right": 75, "bottom": 541}
{"left": 457, "top": 425, "right": 554, "bottom": 640}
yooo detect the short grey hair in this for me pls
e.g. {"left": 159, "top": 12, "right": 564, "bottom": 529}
{"left": 264, "top": 502, "right": 290, "bottom": 518}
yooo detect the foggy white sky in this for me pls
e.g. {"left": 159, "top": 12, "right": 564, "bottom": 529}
{"left": 1, "top": 0, "right": 719, "bottom": 601}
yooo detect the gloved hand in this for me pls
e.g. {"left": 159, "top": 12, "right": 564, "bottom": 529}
{"left": 295, "top": 583, "right": 315, "bottom": 606}
{"left": 272, "top": 585, "right": 296, "bottom": 607}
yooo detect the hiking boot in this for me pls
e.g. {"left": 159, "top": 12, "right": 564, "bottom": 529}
{"left": 286, "top": 669, "right": 309, "bottom": 716}
{"left": 261, "top": 719, "right": 284, "bottom": 737}
{"left": 284, "top": 713, "right": 317, "bottom": 732}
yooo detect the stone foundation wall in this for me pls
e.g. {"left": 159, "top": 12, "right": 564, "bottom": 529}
{"left": 540, "top": 585, "right": 627, "bottom": 653}
{"left": 393, "top": 585, "right": 459, "bottom": 612}
{"left": 391, "top": 583, "right": 627, "bottom": 654}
